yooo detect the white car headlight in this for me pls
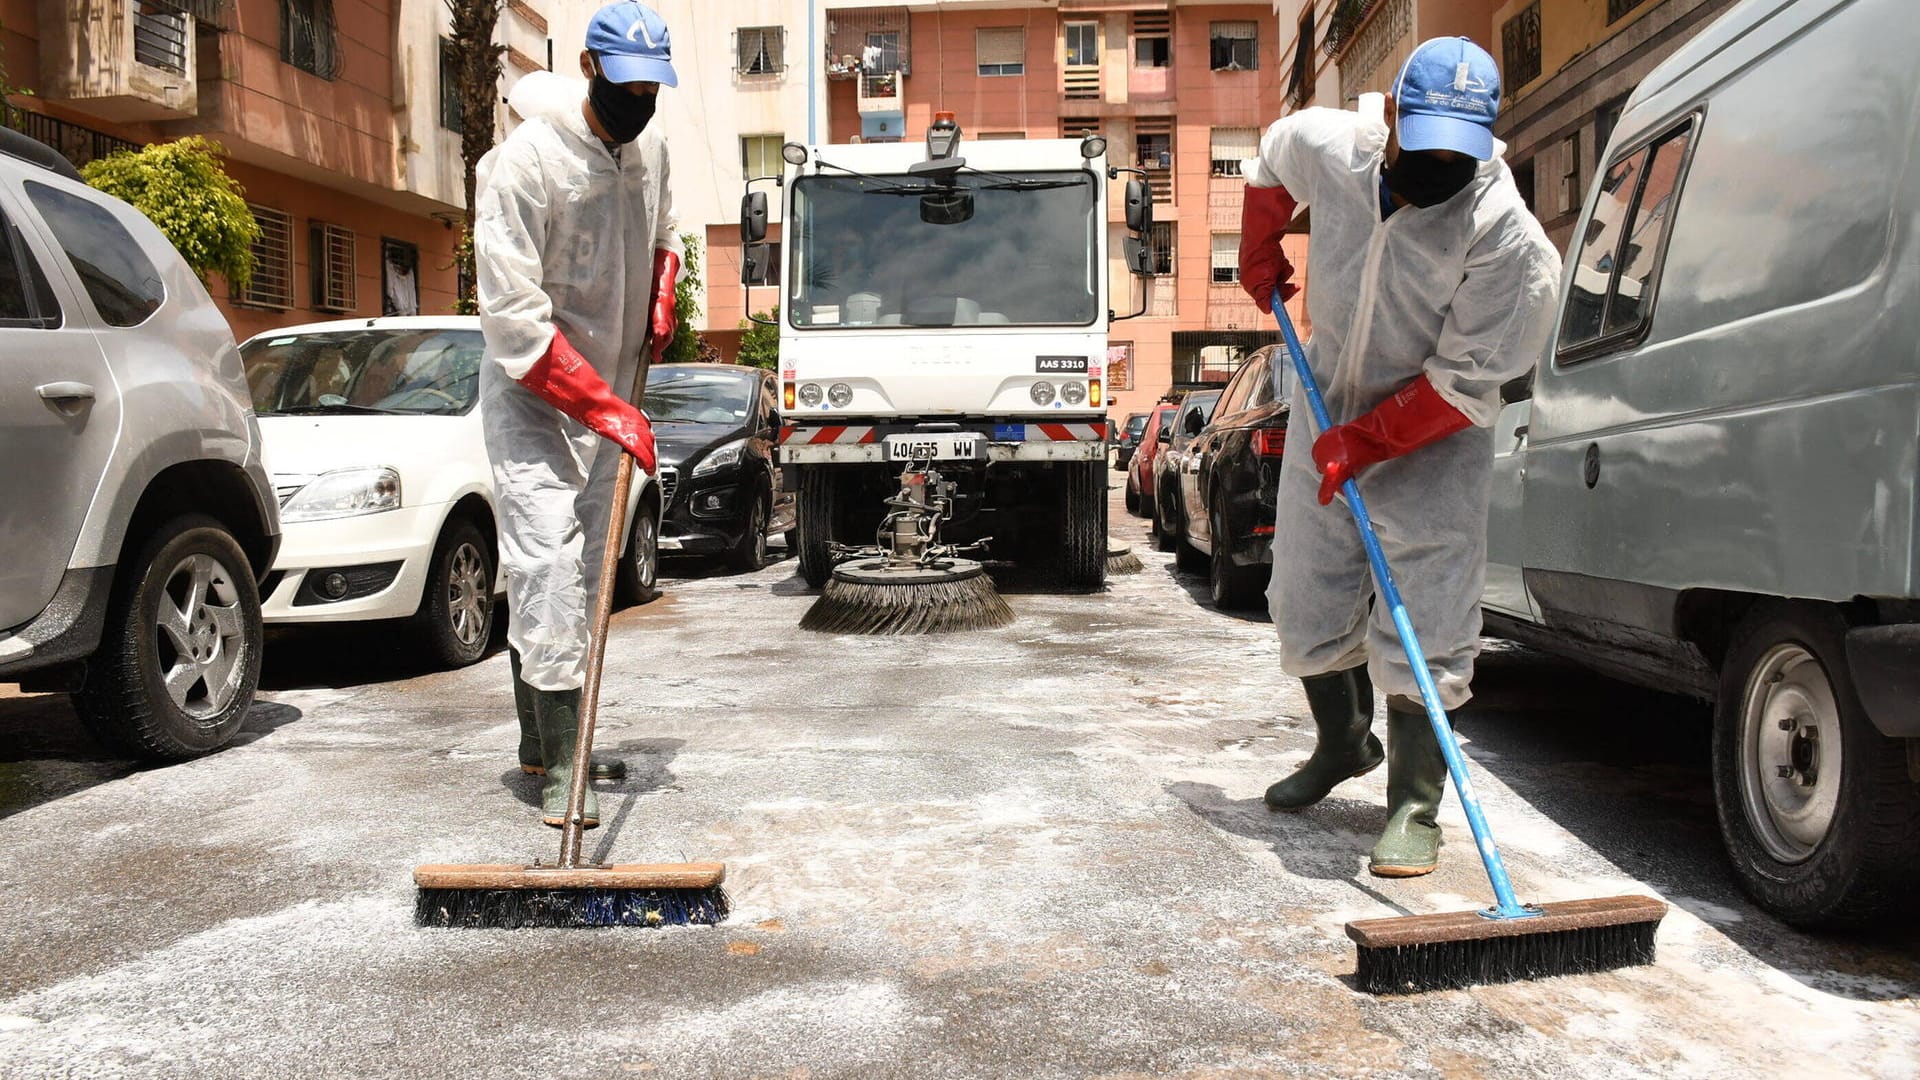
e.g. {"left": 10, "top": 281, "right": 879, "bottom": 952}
{"left": 690, "top": 438, "right": 747, "bottom": 478}
{"left": 280, "top": 467, "right": 402, "bottom": 522}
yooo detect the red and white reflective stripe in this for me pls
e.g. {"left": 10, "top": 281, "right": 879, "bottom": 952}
{"left": 1025, "top": 422, "right": 1106, "bottom": 441}
{"left": 779, "top": 426, "right": 877, "bottom": 445}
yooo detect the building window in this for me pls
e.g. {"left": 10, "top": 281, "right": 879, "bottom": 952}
{"left": 977, "top": 28, "right": 1025, "bottom": 77}
{"left": 1148, "top": 222, "right": 1174, "bottom": 275}
{"left": 381, "top": 238, "right": 419, "bottom": 317}
{"left": 1060, "top": 116, "right": 1100, "bottom": 141}
{"left": 1138, "top": 119, "right": 1173, "bottom": 203}
{"left": 1502, "top": 2, "right": 1542, "bottom": 88}
{"left": 1065, "top": 21, "right": 1099, "bottom": 67}
{"left": 439, "top": 38, "right": 463, "bottom": 133}
{"left": 281, "top": 0, "right": 340, "bottom": 80}
{"left": 1210, "top": 234, "right": 1240, "bottom": 284}
{"left": 742, "top": 135, "right": 783, "bottom": 180}
{"left": 737, "top": 26, "right": 785, "bottom": 76}
{"left": 1132, "top": 11, "right": 1170, "bottom": 68}
{"left": 1594, "top": 95, "right": 1629, "bottom": 158}
{"left": 1607, "top": 0, "right": 1650, "bottom": 23}
{"left": 1108, "top": 342, "right": 1134, "bottom": 391}
{"left": 1512, "top": 158, "right": 1537, "bottom": 215}
{"left": 1286, "top": 8, "right": 1315, "bottom": 107}
{"left": 1210, "top": 22, "right": 1256, "bottom": 71}
{"left": 309, "top": 220, "right": 357, "bottom": 313}
{"left": 133, "top": 2, "right": 190, "bottom": 75}
{"left": 1559, "top": 132, "right": 1582, "bottom": 215}
{"left": 745, "top": 241, "right": 781, "bottom": 287}
{"left": 1209, "top": 127, "right": 1257, "bottom": 178}
{"left": 237, "top": 204, "right": 294, "bottom": 310}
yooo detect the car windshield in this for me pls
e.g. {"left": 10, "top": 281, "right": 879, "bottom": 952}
{"left": 786, "top": 170, "right": 1099, "bottom": 329}
{"left": 243, "top": 328, "right": 484, "bottom": 416}
{"left": 1125, "top": 415, "right": 1148, "bottom": 437}
{"left": 645, "top": 368, "right": 757, "bottom": 424}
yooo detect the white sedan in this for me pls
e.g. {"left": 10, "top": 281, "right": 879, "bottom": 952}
{"left": 240, "top": 316, "right": 660, "bottom": 669}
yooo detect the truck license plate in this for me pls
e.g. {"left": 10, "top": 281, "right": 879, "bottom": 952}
{"left": 886, "top": 434, "right": 982, "bottom": 461}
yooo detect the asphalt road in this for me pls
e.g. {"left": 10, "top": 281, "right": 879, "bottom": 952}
{"left": 1, "top": 480, "right": 1916, "bottom": 1079}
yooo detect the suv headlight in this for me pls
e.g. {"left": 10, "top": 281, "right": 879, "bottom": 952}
{"left": 280, "top": 467, "right": 402, "bottom": 522}
{"left": 690, "top": 438, "right": 747, "bottom": 479}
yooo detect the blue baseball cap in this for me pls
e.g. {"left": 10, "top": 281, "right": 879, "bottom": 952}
{"left": 585, "top": 2, "right": 678, "bottom": 87}
{"left": 1392, "top": 37, "right": 1500, "bottom": 161}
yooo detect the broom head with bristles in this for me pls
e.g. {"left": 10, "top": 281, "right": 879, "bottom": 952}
{"left": 800, "top": 558, "right": 1014, "bottom": 634}
{"left": 1347, "top": 894, "right": 1666, "bottom": 993}
{"left": 414, "top": 862, "right": 729, "bottom": 929}
{"left": 1106, "top": 544, "right": 1144, "bottom": 575}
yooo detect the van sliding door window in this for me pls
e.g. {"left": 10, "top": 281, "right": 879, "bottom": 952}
{"left": 1556, "top": 121, "right": 1693, "bottom": 359}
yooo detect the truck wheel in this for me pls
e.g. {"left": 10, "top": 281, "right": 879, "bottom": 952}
{"left": 796, "top": 468, "right": 838, "bottom": 589}
{"left": 412, "top": 517, "right": 496, "bottom": 668}
{"left": 1208, "top": 508, "right": 1265, "bottom": 611}
{"left": 74, "top": 514, "right": 262, "bottom": 761}
{"left": 1061, "top": 460, "right": 1107, "bottom": 590}
{"left": 615, "top": 493, "right": 661, "bottom": 606}
{"left": 1711, "top": 601, "right": 1920, "bottom": 926}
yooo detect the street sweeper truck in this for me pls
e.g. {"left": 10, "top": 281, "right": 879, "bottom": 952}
{"left": 739, "top": 115, "right": 1156, "bottom": 591}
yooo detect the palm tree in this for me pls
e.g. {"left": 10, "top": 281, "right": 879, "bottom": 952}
{"left": 445, "top": 0, "right": 504, "bottom": 311}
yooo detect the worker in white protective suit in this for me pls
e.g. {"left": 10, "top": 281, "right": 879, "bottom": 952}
{"left": 476, "top": 1, "right": 685, "bottom": 829}
{"left": 1238, "top": 38, "right": 1560, "bottom": 876}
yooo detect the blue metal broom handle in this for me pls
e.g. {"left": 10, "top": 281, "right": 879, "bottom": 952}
{"left": 1270, "top": 289, "right": 1535, "bottom": 921}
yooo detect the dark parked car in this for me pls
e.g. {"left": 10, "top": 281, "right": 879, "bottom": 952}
{"left": 1124, "top": 403, "right": 1177, "bottom": 516}
{"left": 647, "top": 364, "right": 797, "bottom": 571}
{"left": 1173, "top": 346, "right": 1288, "bottom": 610}
{"left": 1149, "top": 388, "right": 1222, "bottom": 548}
{"left": 1113, "top": 411, "right": 1149, "bottom": 471}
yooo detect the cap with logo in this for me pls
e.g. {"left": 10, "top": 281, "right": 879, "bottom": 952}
{"left": 1392, "top": 37, "right": 1500, "bottom": 161}
{"left": 585, "top": 2, "right": 678, "bottom": 87}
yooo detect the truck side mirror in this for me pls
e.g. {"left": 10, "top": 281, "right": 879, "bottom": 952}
{"left": 741, "top": 242, "right": 770, "bottom": 286}
{"left": 1124, "top": 179, "right": 1152, "bottom": 232}
{"left": 1124, "top": 235, "right": 1154, "bottom": 277}
{"left": 741, "top": 191, "right": 768, "bottom": 244}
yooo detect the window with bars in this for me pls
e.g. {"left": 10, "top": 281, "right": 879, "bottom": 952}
{"left": 1209, "top": 127, "right": 1257, "bottom": 178}
{"left": 1210, "top": 234, "right": 1240, "bottom": 284}
{"left": 237, "top": 205, "right": 294, "bottom": 309}
{"left": 133, "top": 2, "right": 190, "bottom": 74}
{"left": 381, "top": 238, "right": 419, "bottom": 317}
{"left": 1560, "top": 131, "right": 1582, "bottom": 215}
{"left": 741, "top": 135, "right": 783, "bottom": 181}
{"left": 976, "top": 28, "right": 1025, "bottom": 77}
{"left": 1607, "top": 0, "right": 1650, "bottom": 23}
{"left": 1133, "top": 11, "right": 1169, "bottom": 68}
{"left": 1502, "top": 3, "right": 1542, "bottom": 88}
{"left": 1065, "top": 22, "right": 1099, "bottom": 66}
{"left": 309, "top": 221, "right": 356, "bottom": 312}
{"left": 737, "top": 26, "right": 785, "bottom": 76}
{"left": 1108, "top": 342, "right": 1134, "bottom": 391}
{"left": 1210, "top": 22, "right": 1256, "bottom": 71}
{"left": 281, "top": 0, "right": 340, "bottom": 80}
{"left": 1148, "top": 222, "right": 1174, "bottom": 275}
{"left": 439, "top": 38, "right": 463, "bottom": 133}
{"left": 1286, "top": 8, "right": 1314, "bottom": 107}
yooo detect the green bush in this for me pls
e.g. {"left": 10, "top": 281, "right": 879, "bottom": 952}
{"left": 736, "top": 305, "right": 779, "bottom": 370}
{"left": 81, "top": 136, "right": 258, "bottom": 289}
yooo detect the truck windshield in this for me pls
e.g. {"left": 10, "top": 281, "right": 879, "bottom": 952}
{"left": 787, "top": 170, "right": 1098, "bottom": 330}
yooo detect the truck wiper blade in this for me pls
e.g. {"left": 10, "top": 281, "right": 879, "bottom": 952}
{"left": 978, "top": 179, "right": 1083, "bottom": 191}
{"left": 862, "top": 183, "right": 951, "bottom": 196}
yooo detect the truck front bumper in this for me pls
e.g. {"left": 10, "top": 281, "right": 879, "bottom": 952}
{"left": 779, "top": 420, "right": 1107, "bottom": 465}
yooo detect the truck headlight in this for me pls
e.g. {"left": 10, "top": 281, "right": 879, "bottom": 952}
{"left": 798, "top": 382, "right": 824, "bottom": 406}
{"left": 280, "top": 467, "right": 402, "bottom": 522}
{"left": 1060, "top": 382, "right": 1087, "bottom": 406}
{"left": 1030, "top": 382, "right": 1056, "bottom": 406}
{"left": 828, "top": 382, "right": 853, "bottom": 407}
{"left": 691, "top": 438, "right": 747, "bottom": 478}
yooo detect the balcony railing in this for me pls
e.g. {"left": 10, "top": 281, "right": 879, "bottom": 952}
{"left": 2, "top": 107, "right": 139, "bottom": 171}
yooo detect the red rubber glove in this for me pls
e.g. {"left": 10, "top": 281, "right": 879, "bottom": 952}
{"left": 1239, "top": 183, "right": 1301, "bottom": 314}
{"left": 518, "top": 329, "right": 656, "bottom": 471}
{"left": 1311, "top": 375, "right": 1471, "bottom": 505}
{"left": 648, "top": 248, "right": 680, "bottom": 360}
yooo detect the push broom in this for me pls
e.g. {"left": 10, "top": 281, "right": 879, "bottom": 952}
{"left": 1270, "top": 289, "right": 1664, "bottom": 992}
{"left": 414, "top": 358, "right": 728, "bottom": 930}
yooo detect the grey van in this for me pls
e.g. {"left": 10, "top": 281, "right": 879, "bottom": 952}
{"left": 1484, "top": 0, "right": 1919, "bottom": 926}
{"left": 0, "top": 130, "right": 279, "bottom": 759}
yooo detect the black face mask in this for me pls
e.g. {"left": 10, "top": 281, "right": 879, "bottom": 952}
{"left": 588, "top": 73, "right": 657, "bottom": 145}
{"left": 1385, "top": 150, "right": 1478, "bottom": 208}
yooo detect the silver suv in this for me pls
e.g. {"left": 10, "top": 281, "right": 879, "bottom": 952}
{"left": 0, "top": 129, "right": 279, "bottom": 760}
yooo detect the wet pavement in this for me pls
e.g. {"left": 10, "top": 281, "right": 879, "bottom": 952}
{"left": 1, "top": 481, "right": 1916, "bottom": 1079}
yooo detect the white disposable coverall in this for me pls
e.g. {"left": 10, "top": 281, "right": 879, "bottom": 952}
{"left": 1242, "top": 107, "right": 1560, "bottom": 708}
{"left": 476, "top": 103, "right": 682, "bottom": 692}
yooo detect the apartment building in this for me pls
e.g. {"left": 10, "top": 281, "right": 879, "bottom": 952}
{"left": 1, "top": 0, "right": 544, "bottom": 338}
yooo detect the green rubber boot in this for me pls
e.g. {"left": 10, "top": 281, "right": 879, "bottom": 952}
{"left": 1369, "top": 699, "right": 1447, "bottom": 877}
{"left": 512, "top": 651, "right": 626, "bottom": 781}
{"left": 533, "top": 688, "right": 599, "bottom": 829}
{"left": 1264, "top": 666, "right": 1385, "bottom": 810}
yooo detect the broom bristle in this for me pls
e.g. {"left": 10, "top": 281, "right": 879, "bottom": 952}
{"left": 415, "top": 885, "right": 730, "bottom": 928}
{"left": 1347, "top": 895, "right": 1665, "bottom": 994}
{"left": 1106, "top": 547, "right": 1145, "bottom": 574}
{"left": 800, "top": 568, "right": 1014, "bottom": 634}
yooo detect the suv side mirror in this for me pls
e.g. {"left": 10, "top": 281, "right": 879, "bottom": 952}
{"left": 1124, "top": 179, "right": 1152, "bottom": 232}
{"left": 1184, "top": 409, "right": 1204, "bottom": 436}
{"left": 741, "top": 191, "right": 768, "bottom": 243}
{"left": 1156, "top": 424, "right": 1172, "bottom": 444}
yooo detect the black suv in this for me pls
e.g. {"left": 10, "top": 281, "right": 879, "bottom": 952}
{"left": 647, "top": 364, "right": 796, "bottom": 571}
{"left": 1172, "top": 346, "right": 1289, "bottom": 611}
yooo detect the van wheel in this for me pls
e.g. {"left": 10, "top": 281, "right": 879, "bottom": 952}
{"left": 796, "top": 469, "right": 838, "bottom": 589}
{"left": 1711, "top": 602, "right": 1920, "bottom": 926}
{"left": 75, "top": 514, "right": 262, "bottom": 761}
{"left": 1061, "top": 461, "right": 1107, "bottom": 590}
{"left": 413, "top": 518, "right": 495, "bottom": 669}
{"left": 615, "top": 494, "right": 661, "bottom": 606}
